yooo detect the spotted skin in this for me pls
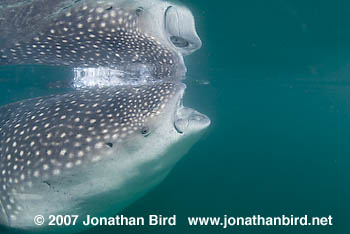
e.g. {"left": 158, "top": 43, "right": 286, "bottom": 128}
{"left": 0, "top": 0, "right": 187, "bottom": 79}
{"left": 0, "top": 82, "right": 182, "bottom": 225}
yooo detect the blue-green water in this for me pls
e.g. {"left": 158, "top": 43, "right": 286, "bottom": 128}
{"left": 1, "top": 0, "right": 350, "bottom": 233}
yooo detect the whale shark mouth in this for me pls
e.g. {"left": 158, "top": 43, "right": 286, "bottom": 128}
{"left": 173, "top": 89, "right": 211, "bottom": 135}
{"left": 171, "top": 82, "right": 185, "bottom": 134}
{"left": 174, "top": 106, "right": 211, "bottom": 134}
{"left": 164, "top": 5, "right": 202, "bottom": 56}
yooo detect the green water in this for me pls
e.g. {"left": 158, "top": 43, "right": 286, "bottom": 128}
{"left": 1, "top": 0, "right": 350, "bottom": 233}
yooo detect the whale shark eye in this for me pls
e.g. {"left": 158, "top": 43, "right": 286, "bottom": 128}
{"left": 170, "top": 36, "right": 189, "bottom": 48}
{"left": 136, "top": 7, "right": 144, "bottom": 16}
{"left": 141, "top": 126, "right": 150, "bottom": 136}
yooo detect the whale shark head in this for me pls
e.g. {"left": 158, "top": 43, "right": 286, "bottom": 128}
{"left": 0, "top": 82, "right": 210, "bottom": 231}
{"left": 128, "top": 0, "right": 202, "bottom": 56}
{"left": 0, "top": 0, "right": 202, "bottom": 80}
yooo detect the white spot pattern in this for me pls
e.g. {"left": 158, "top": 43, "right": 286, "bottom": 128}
{"left": 0, "top": 2, "right": 179, "bottom": 79}
{"left": 0, "top": 82, "right": 180, "bottom": 221}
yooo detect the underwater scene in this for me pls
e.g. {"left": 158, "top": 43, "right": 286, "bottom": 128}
{"left": 0, "top": 0, "right": 349, "bottom": 234}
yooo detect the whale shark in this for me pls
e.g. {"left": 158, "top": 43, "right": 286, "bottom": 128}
{"left": 0, "top": 81, "right": 210, "bottom": 232}
{"left": 0, "top": 0, "right": 202, "bottom": 80}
